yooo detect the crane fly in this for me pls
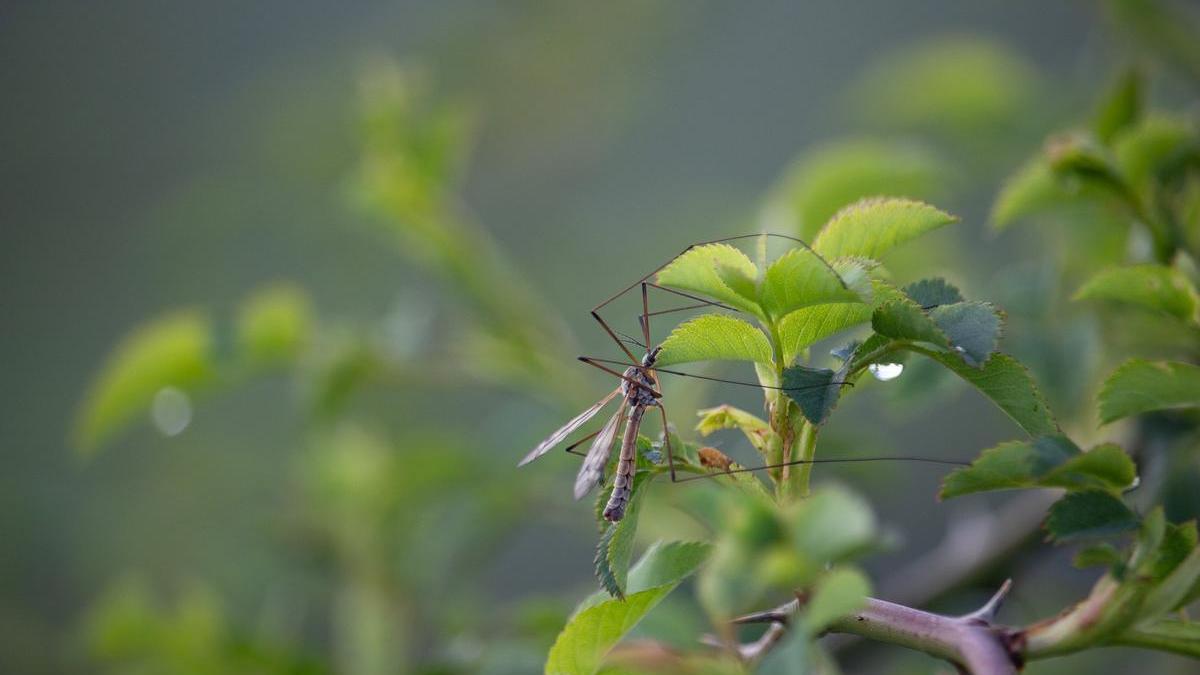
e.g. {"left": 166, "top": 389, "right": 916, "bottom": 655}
{"left": 520, "top": 234, "right": 966, "bottom": 522}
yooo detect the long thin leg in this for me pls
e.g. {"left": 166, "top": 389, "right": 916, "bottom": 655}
{"left": 592, "top": 309, "right": 641, "bottom": 364}
{"left": 641, "top": 282, "right": 651, "bottom": 349}
{"left": 657, "top": 404, "right": 677, "bottom": 483}
{"left": 563, "top": 429, "right": 601, "bottom": 457}
{"left": 669, "top": 455, "right": 968, "bottom": 484}
{"left": 578, "top": 356, "right": 663, "bottom": 398}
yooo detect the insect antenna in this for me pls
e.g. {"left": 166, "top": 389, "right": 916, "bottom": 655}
{"left": 579, "top": 356, "right": 854, "bottom": 394}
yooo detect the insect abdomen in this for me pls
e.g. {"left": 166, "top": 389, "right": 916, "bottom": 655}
{"left": 603, "top": 405, "right": 645, "bottom": 522}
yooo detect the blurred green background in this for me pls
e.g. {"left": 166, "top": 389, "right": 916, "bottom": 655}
{"left": 2, "top": 2, "right": 1196, "bottom": 673}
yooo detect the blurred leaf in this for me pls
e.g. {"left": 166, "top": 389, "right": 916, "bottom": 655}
{"left": 1137, "top": 546, "right": 1200, "bottom": 619}
{"left": 991, "top": 157, "right": 1074, "bottom": 230}
{"left": 847, "top": 36, "right": 1038, "bottom": 136}
{"left": 1102, "top": 0, "right": 1200, "bottom": 84}
{"left": 813, "top": 197, "right": 957, "bottom": 260}
{"left": 800, "top": 568, "right": 870, "bottom": 635}
{"left": 940, "top": 435, "right": 1136, "bottom": 499}
{"left": 236, "top": 284, "right": 313, "bottom": 368}
{"left": 1098, "top": 359, "right": 1200, "bottom": 424}
{"left": 548, "top": 542, "right": 709, "bottom": 675}
{"left": 75, "top": 311, "right": 214, "bottom": 454}
{"left": 915, "top": 351, "right": 1058, "bottom": 436}
{"left": 781, "top": 364, "right": 847, "bottom": 425}
{"left": 786, "top": 486, "right": 877, "bottom": 565}
{"left": 760, "top": 248, "right": 862, "bottom": 320}
{"left": 1074, "top": 264, "right": 1198, "bottom": 323}
{"left": 903, "top": 277, "right": 964, "bottom": 307}
{"left": 656, "top": 244, "right": 763, "bottom": 318}
{"left": 1045, "top": 490, "right": 1140, "bottom": 543}
{"left": 1112, "top": 114, "right": 1200, "bottom": 189}
{"left": 762, "top": 138, "right": 947, "bottom": 239}
{"left": 1075, "top": 543, "right": 1126, "bottom": 570}
{"left": 656, "top": 314, "right": 773, "bottom": 367}
{"left": 1149, "top": 521, "right": 1199, "bottom": 581}
{"left": 872, "top": 298, "right": 948, "bottom": 348}
{"left": 1093, "top": 67, "right": 1143, "bottom": 143}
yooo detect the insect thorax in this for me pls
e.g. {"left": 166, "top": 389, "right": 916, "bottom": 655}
{"left": 621, "top": 353, "right": 659, "bottom": 407}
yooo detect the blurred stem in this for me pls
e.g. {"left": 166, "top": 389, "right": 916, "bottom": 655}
{"left": 791, "top": 422, "right": 817, "bottom": 499}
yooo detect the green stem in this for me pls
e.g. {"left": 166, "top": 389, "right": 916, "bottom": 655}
{"left": 791, "top": 422, "right": 817, "bottom": 498}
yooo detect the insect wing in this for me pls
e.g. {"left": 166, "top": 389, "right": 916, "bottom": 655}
{"left": 573, "top": 403, "right": 626, "bottom": 500}
{"left": 518, "top": 388, "right": 621, "bottom": 467}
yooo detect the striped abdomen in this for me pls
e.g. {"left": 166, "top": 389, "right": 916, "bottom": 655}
{"left": 603, "top": 405, "right": 646, "bottom": 522}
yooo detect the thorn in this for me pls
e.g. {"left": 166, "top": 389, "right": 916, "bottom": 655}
{"left": 732, "top": 598, "right": 798, "bottom": 625}
{"left": 962, "top": 579, "right": 1012, "bottom": 624}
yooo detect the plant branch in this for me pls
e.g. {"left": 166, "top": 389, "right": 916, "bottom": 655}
{"left": 734, "top": 584, "right": 1021, "bottom": 674}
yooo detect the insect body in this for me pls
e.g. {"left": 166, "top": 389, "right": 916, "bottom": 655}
{"left": 599, "top": 348, "right": 661, "bottom": 521}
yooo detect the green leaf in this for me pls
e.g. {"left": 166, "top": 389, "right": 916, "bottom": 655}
{"left": 1074, "top": 265, "right": 1198, "bottom": 323}
{"left": 763, "top": 138, "right": 947, "bottom": 239}
{"left": 813, "top": 197, "right": 957, "bottom": 260}
{"left": 1099, "top": 359, "right": 1200, "bottom": 424}
{"left": 918, "top": 350, "right": 1058, "bottom": 436}
{"left": 1092, "top": 67, "right": 1143, "bottom": 144}
{"left": 760, "top": 248, "right": 861, "bottom": 320}
{"left": 872, "top": 298, "right": 948, "bottom": 347}
{"left": 940, "top": 435, "right": 1136, "bottom": 499}
{"left": 656, "top": 314, "right": 773, "bottom": 367}
{"left": 594, "top": 472, "right": 654, "bottom": 599}
{"left": 903, "top": 278, "right": 964, "bottom": 307}
{"left": 781, "top": 364, "right": 848, "bottom": 425}
{"left": 75, "top": 311, "right": 214, "bottom": 454}
{"left": 656, "top": 244, "right": 762, "bottom": 317}
{"left": 929, "top": 302, "right": 1003, "bottom": 368}
{"left": 549, "top": 542, "right": 709, "bottom": 675}
{"left": 801, "top": 568, "right": 870, "bottom": 635}
{"left": 1044, "top": 490, "right": 1139, "bottom": 543}
{"left": 1138, "top": 546, "right": 1200, "bottom": 620}
{"left": 778, "top": 303, "right": 873, "bottom": 366}
{"left": 1149, "top": 521, "right": 1199, "bottom": 582}
{"left": 235, "top": 284, "right": 313, "bottom": 367}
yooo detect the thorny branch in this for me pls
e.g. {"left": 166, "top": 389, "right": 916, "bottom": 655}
{"left": 732, "top": 582, "right": 1021, "bottom": 674}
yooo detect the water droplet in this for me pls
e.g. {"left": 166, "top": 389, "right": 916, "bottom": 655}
{"left": 151, "top": 387, "right": 192, "bottom": 437}
{"left": 869, "top": 362, "right": 904, "bottom": 381}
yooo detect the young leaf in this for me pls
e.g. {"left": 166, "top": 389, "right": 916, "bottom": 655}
{"left": 656, "top": 244, "right": 763, "bottom": 318}
{"left": 917, "top": 350, "right": 1058, "bottom": 436}
{"left": 872, "top": 298, "right": 949, "bottom": 348}
{"left": 696, "top": 405, "right": 770, "bottom": 454}
{"left": 813, "top": 197, "right": 957, "bottom": 260}
{"left": 1074, "top": 543, "right": 1125, "bottom": 570}
{"left": 1074, "top": 265, "right": 1198, "bottom": 323}
{"left": 762, "top": 138, "right": 946, "bottom": 239}
{"left": 760, "top": 248, "right": 860, "bottom": 320}
{"left": 1044, "top": 490, "right": 1139, "bottom": 544}
{"left": 800, "top": 568, "right": 871, "bottom": 635}
{"left": 781, "top": 364, "right": 848, "bottom": 425}
{"left": 75, "top": 311, "right": 215, "bottom": 454}
{"left": 929, "top": 302, "right": 1003, "bottom": 367}
{"left": 549, "top": 542, "right": 710, "bottom": 674}
{"left": 786, "top": 486, "right": 877, "bottom": 564}
{"left": 655, "top": 314, "right": 774, "bottom": 367}
{"left": 940, "top": 436, "right": 1136, "bottom": 499}
{"left": 903, "top": 277, "right": 964, "bottom": 307}
{"left": 1098, "top": 359, "right": 1200, "bottom": 424}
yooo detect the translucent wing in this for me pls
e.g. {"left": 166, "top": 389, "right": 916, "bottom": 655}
{"left": 518, "top": 388, "right": 621, "bottom": 466}
{"left": 574, "top": 402, "right": 626, "bottom": 500}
